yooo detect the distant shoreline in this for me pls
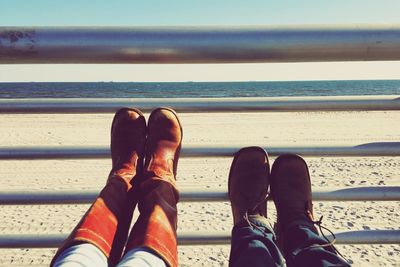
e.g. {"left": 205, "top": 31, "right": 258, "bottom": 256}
{"left": 1, "top": 80, "right": 399, "bottom": 98}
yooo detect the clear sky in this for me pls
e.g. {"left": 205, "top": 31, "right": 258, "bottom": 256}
{"left": 2, "top": 0, "right": 400, "bottom": 26}
{"left": 1, "top": 0, "right": 400, "bottom": 82}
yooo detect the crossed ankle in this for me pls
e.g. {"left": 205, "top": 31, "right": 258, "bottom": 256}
{"left": 279, "top": 215, "right": 319, "bottom": 238}
{"left": 143, "top": 157, "right": 177, "bottom": 186}
{"left": 236, "top": 214, "right": 272, "bottom": 229}
{"left": 108, "top": 171, "right": 135, "bottom": 191}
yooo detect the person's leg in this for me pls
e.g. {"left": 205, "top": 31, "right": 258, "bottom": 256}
{"left": 51, "top": 108, "right": 146, "bottom": 266}
{"left": 52, "top": 243, "right": 108, "bottom": 267}
{"left": 228, "top": 147, "right": 286, "bottom": 267}
{"left": 230, "top": 215, "right": 286, "bottom": 267}
{"left": 270, "top": 154, "right": 350, "bottom": 267}
{"left": 283, "top": 225, "right": 349, "bottom": 266}
{"left": 122, "top": 108, "right": 182, "bottom": 267}
{"left": 117, "top": 248, "right": 166, "bottom": 267}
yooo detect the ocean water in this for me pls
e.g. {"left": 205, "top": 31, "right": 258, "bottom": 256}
{"left": 0, "top": 80, "right": 399, "bottom": 98}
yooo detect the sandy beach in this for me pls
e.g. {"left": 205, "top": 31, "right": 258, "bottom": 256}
{"left": 0, "top": 111, "right": 399, "bottom": 266}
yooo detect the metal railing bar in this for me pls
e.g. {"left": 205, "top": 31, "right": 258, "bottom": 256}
{"left": 0, "top": 230, "right": 398, "bottom": 248}
{"left": 1, "top": 26, "right": 400, "bottom": 64}
{"left": 0, "top": 186, "right": 398, "bottom": 204}
{"left": 0, "top": 96, "right": 399, "bottom": 114}
{"left": 0, "top": 143, "right": 399, "bottom": 160}
{"left": 178, "top": 230, "right": 400, "bottom": 245}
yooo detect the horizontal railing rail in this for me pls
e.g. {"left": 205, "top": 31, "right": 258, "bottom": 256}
{"left": 0, "top": 96, "right": 399, "bottom": 113}
{"left": 0, "top": 187, "right": 398, "bottom": 204}
{"left": 0, "top": 230, "right": 398, "bottom": 248}
{"left": 178, "top": 230, "right": 400, "bottom": 245}
{"left": 1, "top": 143, "right": 399, "bottom": 159}
{"left": 1, "top": 25, "right": 399, "bottom": 253}
{"left": 1, "top": 25, "right": 400, "bottom": 64}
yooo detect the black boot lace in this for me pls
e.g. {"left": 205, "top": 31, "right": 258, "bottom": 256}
{"left": 308, "top": 215, "right": 350, "bottom": 264}
{"left": 243, "top": 192, "right": 270, "bottom": 232}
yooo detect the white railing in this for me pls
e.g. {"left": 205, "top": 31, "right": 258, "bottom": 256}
{"left": 1, "top": 142, "right": 400, "bottom": 159}
{"left": 0, "top": 25, "right": 399, "bottom": 248}
{"left": 0, "top": 230, "right": 398, "bottom": 249}
{"left": 0, "top": 187, "right": 398, "bottom": 205}
{"left": 0, "top": 96, "right": 399, "bottom": 113}
{"left": 1, "top": 26, "right": 400, "bottom": 63}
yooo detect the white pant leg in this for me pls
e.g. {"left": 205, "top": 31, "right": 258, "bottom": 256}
{"left": 52, "top": 243, "right": 108, "bottom": 267}
{"left": 117, "top": 248, "right": 167, "bottom": 267}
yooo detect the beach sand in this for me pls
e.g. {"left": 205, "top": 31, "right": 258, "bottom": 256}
{"left": 0, "top": 111, "right": 399, "bottom": 266}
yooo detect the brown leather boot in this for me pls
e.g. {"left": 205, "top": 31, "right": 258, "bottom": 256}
{"left": 109, "top": 108, "right": 147, "bottom": 190}
{"left": 228, "top": 146, "right": 270, "bottom": 225}
{"left": 51, "top": 108, "right": 146, "bottom": 266}
{"left": 124, "top": 108, "right": 182, "bottom": 267}
{"left": 271, "top": 155, "right": 350, "bottom": 267}
{"left": 270, "top": 154, "right": 318, "bottom": 253}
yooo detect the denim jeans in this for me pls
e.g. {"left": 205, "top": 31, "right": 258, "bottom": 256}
{"left": 229, "top": 215, "right": 350, "bottom": 267}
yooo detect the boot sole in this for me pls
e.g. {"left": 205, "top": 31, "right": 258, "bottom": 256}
{"left": 270, "top": 153, "right": 311, "bottom": 196}
{"left": 147, "top": 107, "right": 183, "bottom": 141}
{"left": 110, "top": 107, "right": 146, "bottom": 136}
{"left": 228, "top": 146, "right": 270, "bottom": 203}
{"left": 146, "top": 107, "right": 183, "bottom": 179}
{"left": 270, "top": 154, "right": 312, "bottom": 250}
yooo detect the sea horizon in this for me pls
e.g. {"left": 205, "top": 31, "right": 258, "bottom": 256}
{"left": 0, "top": 79, "right": 399, "bottom": 98}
